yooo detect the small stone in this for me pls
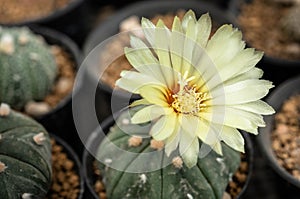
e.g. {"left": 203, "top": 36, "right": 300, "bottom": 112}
{"left": 33, "top": 132, "right": 46, "bottom": 145}
{"left": 25, "top": 101, "right": 51, "bottom": 116}
{"left": 94, "top": 181, "right": 105, "bottom": 192}
{"left": 56, "top": 77, "right": 72, "bottom": 95}
{"left": 128, "top": 135, "right": 143, "bottom": 147}
{"left": 0, "top": 103, "right": 10, "bottom": 117}
{"left": 150, "top": 139, "right": 164, "bottom": 150}
{"left": 172, "top": 156, "right": 183, "bottom": 169}
{"left": 0, "top": 161, "right": 7, "bottom": 173}
{"left": 0, "top": 34, "right": 14, "bottom": 55}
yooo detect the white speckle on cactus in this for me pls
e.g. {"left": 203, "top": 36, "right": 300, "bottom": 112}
{"left": 29, "top": 52, "right": 39, "bottom": 61}
{"left": 150, "top": 139, "right": 164, "bottom": 150}
{"left": 139, "top": 174, "right": 147, "bottom": 184}
{"left": 0, "top": 33, "right": 15, "bottom": 55}
{"left": 33, "top": 132, "right": 46, "bottom": 145}
{"left": 122, "top": 118, "right": 130, "bottom": 125}
{"left": 228, "top": 172, "right": 233, "bottom": 181}
{"left": 128, "top": 135, "right": 143, "bottom": 147}
{"left": 22, "top": 193, "right": 33, "bottom": 199}
{"left": 13, "top": 74, "right": 21, "bottom": 82}
{"left": 104, "top": 158, "right": 112, "bottom": 164}
{"left": 18, "top": 33, "right": 29, "bottom": 45}
{"left": 216, "top": 157, "right": 226, "bottom": 175}
{"left": 172, "top": 156, "right": 183, "bottom": 169}
{"left": 187, "top": 193, "right": 194, "bottom": 199}
{"left": 25, "top": 101, "right": 51, "bottom": 117}
{"left": 0, "top": 161, "right": 7, "bottom": 173}
{"left": 0, "top": 103, "right": 11, "bottom": 117}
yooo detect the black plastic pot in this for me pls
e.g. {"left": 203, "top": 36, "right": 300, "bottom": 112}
{"left": 82, "top": 0, "right": 235, "bottom": 124}
{"left": 257, "top": 75, "right": 300, "bottom": 188}
{"left": 228, "top": 0, "right": 300, "bottom": 86}
{"left": 28, "top": 25, "right": 83, "bottom": 155}
{"left": 50, "top": 133, "right": 84, "bottom": 199}
{"left": 82, "top": 112, "right": 254, "bottom": 199}
{"left": 0, "top": 0, "right": 88, "bottom": 46}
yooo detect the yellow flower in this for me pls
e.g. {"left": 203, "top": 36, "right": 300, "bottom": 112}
{"left": 116, "top": 10, "right": 275, "bottom": 168}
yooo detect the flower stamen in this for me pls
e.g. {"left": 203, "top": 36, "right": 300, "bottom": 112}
{"left": 172, "top": 73, "right": 207, "bottom": 115}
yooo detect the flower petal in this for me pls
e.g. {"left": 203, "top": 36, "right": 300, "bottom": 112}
{"left": 155, "top": 20, "right": 172, "bottom": 69}
{"left": 229, "top": 100, "right": 275, "bottom": 115}
{"left": 206, "top": 25, "right": 245, "bottom": 67}
{"left": 219, "top": 125, "right": 245, "bottom": 153}
{"left": 141, "top": 17, "right": 156, "bottom": 45}
{"left": 165, "top": 124, "right": 181, "bottom": 156}
{"left": 139, "top": 85, "right": 170, "bottom": 107}
{"left": 151, "top": 113, "right": 177, "bottom": 140}
{"left": 206, "top": 49, "right": 263, "bottom": 89}
{"left": 116, "top": 70, "right": 166, "bottom": 93}
{"left": 170, "top": 17, "right": 184, "bottom": 73}
{"left": 130, "top": 99, "right": 150, "bottom": 107}
{"left": 211, "top": 79, "right": 274, "bottom": 105}
{"left": 200, "top": 106, "right": 264, "bottom": 134}
{"left": 125, "top": 37, "right": 158, "bottom": 67}
{"left": 131, "top": 105, "right": 173, "bottom": 124}
{"left": 196, "top": 13, "right": 212, "bottom": 48}
{"left": 179, "top": 131, "right": 199, "bottom": 168}
{"left": 182, "top": 10, "right": 197, "bottom": 31}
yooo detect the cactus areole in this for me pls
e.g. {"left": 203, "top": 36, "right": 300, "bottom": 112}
{"left": 96, "top": 107, "right": 241, "bottom": 199}
{"left": 0, "top": 104, "right": 52, "bottom": 198}
{"left": 0, "top": 26, "right": 57, "bottom": 110}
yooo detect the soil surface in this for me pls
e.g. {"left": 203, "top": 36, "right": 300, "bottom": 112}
{"left": 0, "top": 0, "right": 73, "bottom": 24}
{"left": 238, "top": 0, "right": 300, "bottom": 61}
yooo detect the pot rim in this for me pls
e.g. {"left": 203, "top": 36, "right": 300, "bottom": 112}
{"left": 82, "top": 110, "right": 254, "bottom": 199}
{"left": 257, "top": 75, "right": 300, "bottom": 188}
{"left": 0, "top": 0, "right": 85, "bottom": 26}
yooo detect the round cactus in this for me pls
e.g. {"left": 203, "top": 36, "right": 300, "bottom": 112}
{"left": 0, "top": 26, "right": 57, "bottom": 110}
{"left": 96, "top": 107, "right": 241, "bottom": 199}
{"left": 0, "top": 103, "right": 52, "bottom": 198}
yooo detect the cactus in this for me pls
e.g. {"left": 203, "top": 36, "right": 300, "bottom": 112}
{"left": 0, "top": 103, "right": 52, "bottom": 198}
{"left": 96, "top": 107, "right": 241, "bottom": 199}
{"left": 0, "top": 26, "right": 57, "bottom": 110}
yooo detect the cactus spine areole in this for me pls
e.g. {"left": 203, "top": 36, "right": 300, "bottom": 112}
{"left": 0, "top": 26, "right": 57, "bottom": 109}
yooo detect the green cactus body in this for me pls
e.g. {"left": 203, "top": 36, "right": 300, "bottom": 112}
{"left": 0, "top": 106, "right": 52, "bottom": 198}
{"left": 97, "top": 107, "right": 241, "bottom": 199}
{"left": 0, "top": 27, "right": 57, "bottom": 109}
